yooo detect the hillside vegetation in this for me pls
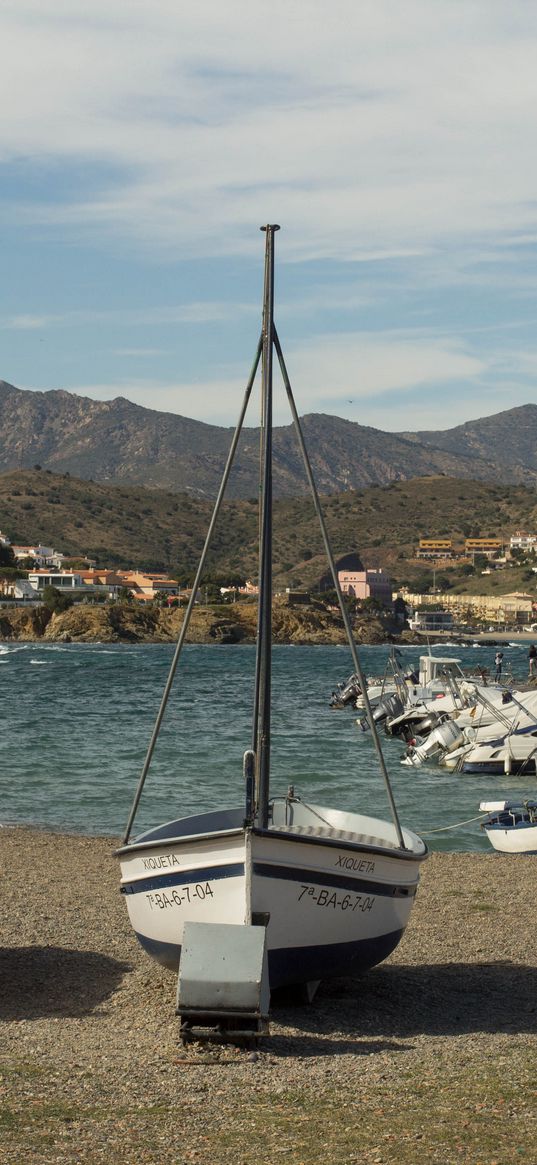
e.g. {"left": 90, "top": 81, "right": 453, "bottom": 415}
{"left": 1, "top": 469, "right": 537, "bottom": 595}
{"left": 3, "top": 380, "right": 537, "bottom": 497}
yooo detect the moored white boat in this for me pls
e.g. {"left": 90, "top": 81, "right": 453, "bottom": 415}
{"left": 355, "top": 653, "right": 471, "bottom": 717}
{"left": 116, "top": 226, "right": 426, "bottom": 1007}
{"left": 360, "top": 656, "right": 503, "bottom": 738}
{"left": 402, "top": 689, "right": 537, "bottom": 771}
{"left": 480, "top": 799, "right": 537, "bottom": 853}
{"left": 461, "top": 727, "right": 537, "bottom": 775}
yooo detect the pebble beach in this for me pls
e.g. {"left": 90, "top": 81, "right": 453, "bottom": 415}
{"left": 1, "top": 826, "right": 536, "bottom": 1164}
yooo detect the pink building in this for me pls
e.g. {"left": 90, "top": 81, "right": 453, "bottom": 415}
{"left": 338, "top": 568, "right": 392, "bottom": 608}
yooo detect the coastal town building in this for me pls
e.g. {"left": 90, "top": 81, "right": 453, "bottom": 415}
{"left": 399, "top": 589, "right": 535, "bottom": 626}
{"left": 510, "top": 531, "right": 537, "bottom": 553}
{"left": 220, "top": 580, "right": 259, "bottom": 597}
{"left": 25, "top": 569, "right": 116, "bottom": 600}
{"left": 408, "top": 608, "right": 454, "bottom": 633}
{"left": 11, "top": 543, "right": 65, "bottom": 568}
{"left": 284, "top": 589, "right": 310, "bottom": 605}
{"left": 416, "top": 538, "right": 455, "bottom": 560}
{"left": 0, "top": 578, "right": 41, "bottom": 601}
{"left": 464, "top": 537, "right": 503, "bottom": 559}
{"left": 114, "top": 570, "right": 180, "bottom": 602}
{"left": 28, "top": 570, "right": 85, "bottom": 590}
{"left": 1, "top": 564, "right": 181, "bottom": 604}
{"left": 338, "top": 567, "right": 392, "bottom": 608}
{"left": 415, "top": 535, "right": 508, "bottom": 563}
{"left": 73, "top": 569, "right": 128, "bottom": 599}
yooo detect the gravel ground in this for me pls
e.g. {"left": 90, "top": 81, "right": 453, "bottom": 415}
{"left": 1, "top": 826, "right": 536, "bottom": 1164}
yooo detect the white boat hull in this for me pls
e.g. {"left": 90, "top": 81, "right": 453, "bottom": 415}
{"left": 463, "top": 734, "right": 537, "bottom": 775}
{"left": 484, "top": 823, "right": 537, "bottom": 854}
{"left": 480, "top": 800, "right": 537, "bottom": 854}
{"left": 118, "top": 803, "right": 426, "bottom": 989}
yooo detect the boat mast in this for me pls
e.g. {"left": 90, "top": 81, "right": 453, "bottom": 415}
{"left": 253, "top": 224, "right": 279, "bottom": 829}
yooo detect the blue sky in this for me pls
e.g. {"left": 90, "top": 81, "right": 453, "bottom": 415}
{"left": 2, "top": 0, "right": 537, "bottom": 431}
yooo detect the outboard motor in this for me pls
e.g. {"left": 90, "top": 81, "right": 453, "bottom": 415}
{"left": 330, "top": 673, "right": 362, "bottom": 708}
{"left": 400, "top": 710, "right": 445, "bottom": 741}
{"left": 401, "top": 719, "right": 465, "bottom": 767}
{"left": 359, "top": 691, "right": 405, "bottom": 731}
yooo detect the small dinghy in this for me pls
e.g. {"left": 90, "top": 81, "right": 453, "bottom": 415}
{"left": 480, "top": 800, "right": 537, "bottom": 853}
{"left": 116, "top": 227, "right": 427, "bottom": 1032}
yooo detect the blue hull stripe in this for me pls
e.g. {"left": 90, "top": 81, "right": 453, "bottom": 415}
{"left": 135, "top": 927, "right": 405, "bottom": 987}
{"left": 122, "top": 862, "right": 244, "bottom": 896}
{"left": 464, "top": 762, "right": 537, "bottom": 775}
{"left": 123, "top": 859, "right": 415, "bottom": 899}
{"left": 252, "top": 861, "right": 416, "bottom": 898}
{"left": 463, "top": 763, "right": 504, "bottom": 774}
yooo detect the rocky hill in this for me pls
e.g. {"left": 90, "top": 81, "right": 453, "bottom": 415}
{"left": 2, "top": 379, "right": 537, "bottom": 498}
{"left": 402, "top": 404, "right": 537, "bottom": 475}
{"left": 0, "top": 598, "right": 391, "bottom": 646}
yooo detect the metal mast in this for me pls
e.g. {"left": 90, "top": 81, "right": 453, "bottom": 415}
{"left": 252, "top": 224, "right": 279, "bottom": 828}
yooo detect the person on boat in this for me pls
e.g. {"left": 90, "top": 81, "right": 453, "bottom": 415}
{"left": 494, "top": 650, "right": 504, "bottom": 681}
{"left": 529, "top": 644, "right": 537, "bottom": 678}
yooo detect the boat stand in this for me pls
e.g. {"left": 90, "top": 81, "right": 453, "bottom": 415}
{"left": 176, "top": 921, "right": 270, "bottom": 1044}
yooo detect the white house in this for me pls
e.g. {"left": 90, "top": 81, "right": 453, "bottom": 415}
{"left": 510, "top": 532, "right": 537, "bottom": 553}
{"left": 12, "top": 543, "right": 65, "bottom": 569}
{"left": 1, "top": 579, "right": 42, "bottom": 602}
{"left": 28, "top": 570, "right": 83, "bottom": 591}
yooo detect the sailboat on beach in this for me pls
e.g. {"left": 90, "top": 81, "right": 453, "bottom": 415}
{"left": 116, "top": 226, "right": 427, "bottom": 1003}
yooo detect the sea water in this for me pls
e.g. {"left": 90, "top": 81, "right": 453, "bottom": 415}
{"left": 0, "top": 639, "right": 533, "bottom": 851}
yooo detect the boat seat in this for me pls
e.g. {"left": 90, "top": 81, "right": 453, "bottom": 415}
{"left": 270, "top": 822, "right": 399, "bottom": 850}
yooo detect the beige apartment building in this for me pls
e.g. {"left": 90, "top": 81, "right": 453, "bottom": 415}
{"left": 416, "top": 538, "right": 455, "bottom": 559}
{"left": 400, "top": 590, "right": 535, "bottom": 625}
{"left": 464, "top": 538, "right": 503, "bottom": 558}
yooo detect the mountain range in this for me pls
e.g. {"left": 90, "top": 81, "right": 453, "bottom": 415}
{"left": 1, "top": 379, "right": 536, "bottom": 498}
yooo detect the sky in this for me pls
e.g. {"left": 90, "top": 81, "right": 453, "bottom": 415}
{"left": 1, "top": 0, "right": 537, "bottom": 431}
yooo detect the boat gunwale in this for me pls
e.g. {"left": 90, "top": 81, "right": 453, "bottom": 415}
{"left": 115, "top": 824, "right": 427, "bottom": 863}
{"left": 484, "top": 819, "right": 537, "bottom": 831}
{"left": 257, "top": 825, "right": 427, "bottom": 861}
{"left": 115, "top": 825, "right": 246, "bottom": 857}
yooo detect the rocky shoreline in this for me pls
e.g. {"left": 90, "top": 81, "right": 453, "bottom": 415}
{"left": 0, "top": 598, "right": 412, "bottom": 646}
{"left": 1, "top": 827, "right": 535, "bottom": 1164}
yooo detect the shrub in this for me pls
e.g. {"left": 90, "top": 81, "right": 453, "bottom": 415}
{"left": 42, "top": 585, "right": 74, "bottom": 614}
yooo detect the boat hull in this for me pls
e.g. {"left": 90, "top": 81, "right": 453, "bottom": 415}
{"left": 483, "top": 822, "right": 537, "bottom": 853}
{"left": 464, "top": 759, "right": 537, "bottom": 775}
{"left": 119, "top": 827, "right": 248, "bottom": 971}
{"left": 481, "top": 801, "right": 537, "bottom": 854}
{"left": 249, "top": 828, "right": 416, "bottom": 987}
{"left": 118, "top": 805, "right": 425, "bottom": 989}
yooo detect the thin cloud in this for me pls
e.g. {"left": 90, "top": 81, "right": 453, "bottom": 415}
{"left": 67, "top": 329, "right": 488, "bottom": 424}
{"left": 2, "top": 2, "right": 537, "bottom": 434}
{"left": 0, "top": 301, "right": 255, "bottom": 331}
{"left": 2, "top": 2, "right": 537, "bottom": 265}
{"left": 2, "top": 314, "right": 49, "bottom": 330}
